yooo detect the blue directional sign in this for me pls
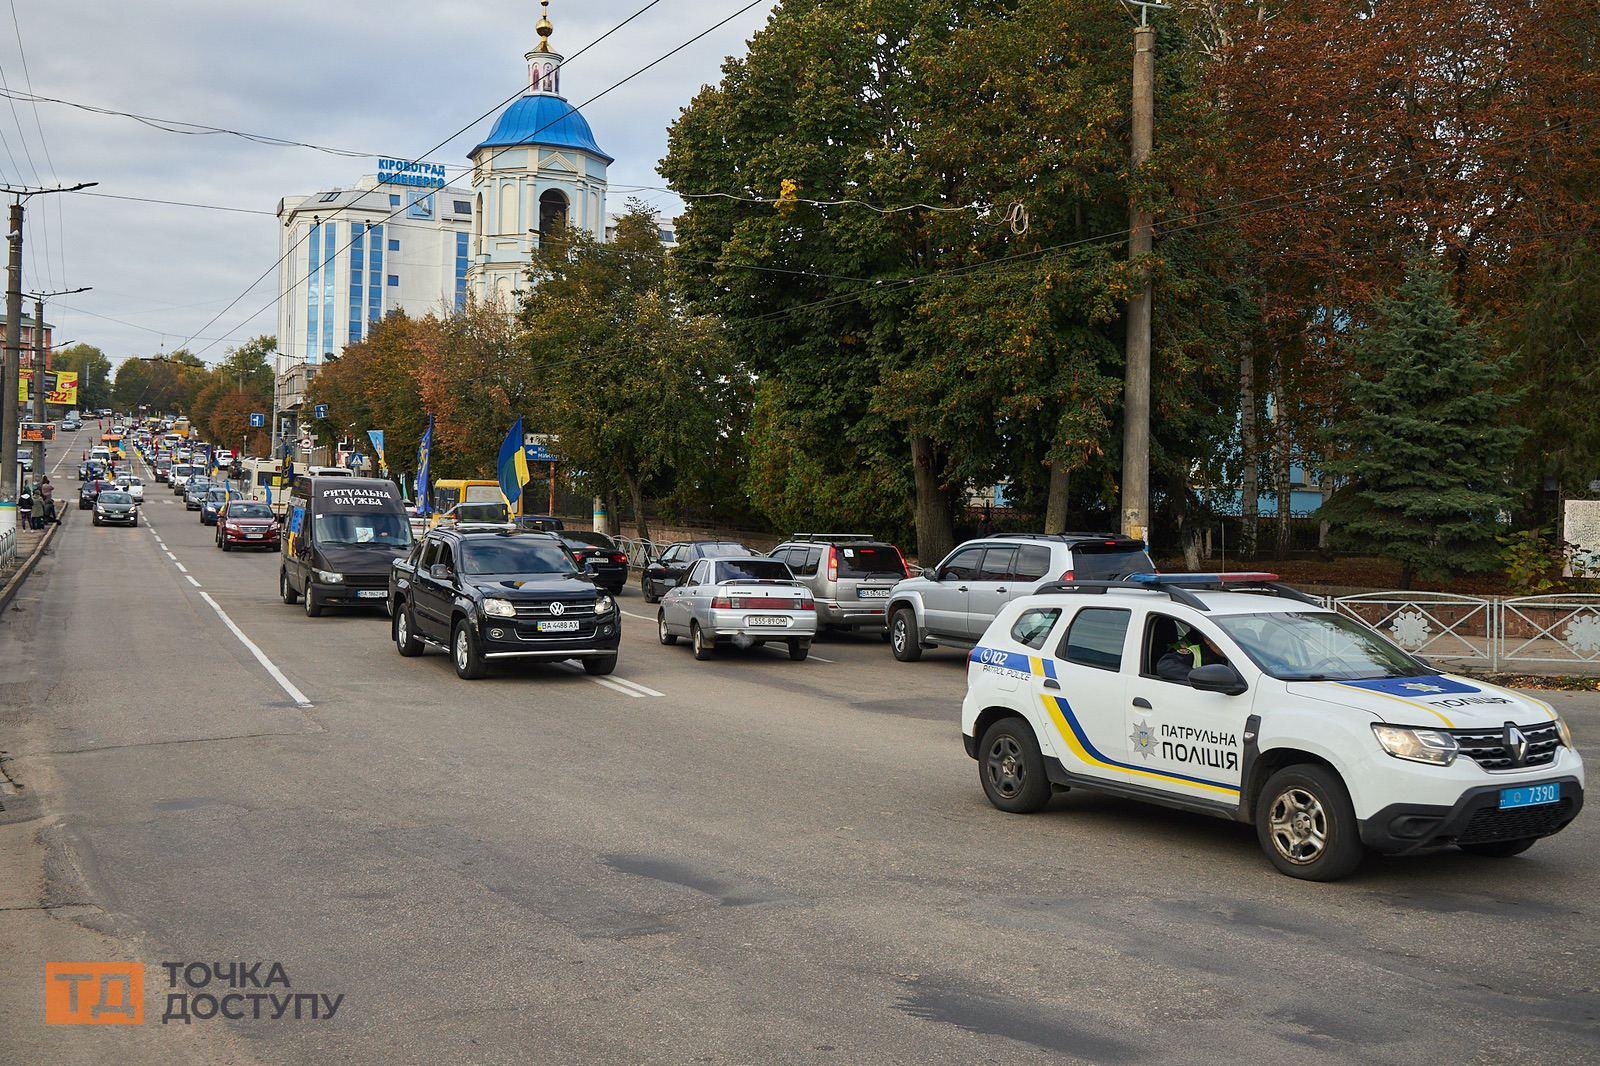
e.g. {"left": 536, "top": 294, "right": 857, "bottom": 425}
{"left": 314, "top": 404, "right": 329, "bottom": 419}
{"left": 249, "top": 412, "right": 266, "bottom": 427}
{"left": 524, "top": 442, "right": 557, "bottom": 463}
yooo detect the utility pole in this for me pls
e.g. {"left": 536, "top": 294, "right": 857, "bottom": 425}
{"left": 27, "top": 286, "right": 92, "bottom": 471}
{"left": 1119, "top": 1, "right": 1164, "bottom": 546}
{"left": 0, "top": 181, "right": 95, "bottom": 528}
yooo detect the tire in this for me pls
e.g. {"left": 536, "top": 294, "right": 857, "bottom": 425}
{"left": 280, "top": 570, "right": 299, "bottom": 604}
{"left": 641, "top": 576, "right": 659, "bottom": 604}
{"left": 303, "top": 584, "right": 323, "bottom": 617}
{"left": 978, "top": 717, "right": 1051, "bottom": 814}
{"left": 394, "top": 606, "right": 423, "bottom": 657}
{"left": 219, "top": 537, "right": 230, "bottom": 551}
{"left": 1255, "top": 764, "right": 1365, "bottom": 881}
{"left": 1460, "top": 837, "right": 1538, "bottom": 858}
{"left": 658, "top": 611, "right": 677, "bottom": 645}
{"left": 890, "top": 607, "right": 923, "bottom": 662}
{"left": 92, "top": 515, "right": 100, "bottom": 526}
{"left": 452, "top": 619, "right": 486, "bottom": 679}
{"left": 691, "top": 622, "right": 714, "bottom": 661}
{"left": 583, "top": 654, "right": 618, "bottom": 676}
{"left": 788, "top": 640, "right": 810, "bottom": 661}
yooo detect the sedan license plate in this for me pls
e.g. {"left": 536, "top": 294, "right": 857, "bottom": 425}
{"left": 1499, "top": 783, "right": 1560, "bottom": 810}
{"left": 857, "top": 588, "right": 888, "bottom": 599}
{"left": 537, "top": 619, "right": 581, "bottom": 633}
{"left": 748, "top": 615, "right": 791, "bottom": 628}
{"left": 356, "top": 590, "right": 387, "bottom": 599}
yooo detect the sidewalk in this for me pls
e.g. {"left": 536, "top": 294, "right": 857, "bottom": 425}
{"left": 1, "top": 512, "right": 66, "bottom": 617}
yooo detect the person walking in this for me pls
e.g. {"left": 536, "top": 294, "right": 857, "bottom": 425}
{"left": 38, "top": 477, "right": 57, "bottom": 525}
{"left": 18, "top": 481, "right": 34, "bottom": 530}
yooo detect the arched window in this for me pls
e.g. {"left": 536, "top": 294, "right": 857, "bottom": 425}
{"left": 472, "top": 192, "right": 483, "bottom": 255}
{"left": 538, "top": 189, "right": 569, "bottom": 249}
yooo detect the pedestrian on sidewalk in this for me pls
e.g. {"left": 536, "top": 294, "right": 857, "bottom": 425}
{"left": 38, "top": 478, "right": 57, "bottom": 526}
{"left": 18, "top": 481, "right": 33, "bottom": 530}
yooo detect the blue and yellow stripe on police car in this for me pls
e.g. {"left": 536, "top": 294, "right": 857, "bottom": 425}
{"left": 1041, "top": 694, "right": 1240, "bottom": 796}
{"left": 969, "top": 647, "right": 1057, "bottom": 681}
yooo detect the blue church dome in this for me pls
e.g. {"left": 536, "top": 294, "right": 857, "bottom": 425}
{"left": 473, "top": 94, "right": 612, "bottom": 163}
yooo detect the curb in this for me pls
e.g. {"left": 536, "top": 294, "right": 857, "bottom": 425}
{"left": 0, "top": 512, "right": 65, "bottom": 620}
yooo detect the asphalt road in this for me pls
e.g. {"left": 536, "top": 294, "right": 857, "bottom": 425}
{"left": 3, "top": 429, "right": 1599, "bottom": 1064}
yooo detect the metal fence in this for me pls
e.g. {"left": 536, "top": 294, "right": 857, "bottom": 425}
{"left": 0, "top": 524, "right": 15, "bottom": 571}
{"left": 1328, "top": 591, "right": 1600, "bottom": 673}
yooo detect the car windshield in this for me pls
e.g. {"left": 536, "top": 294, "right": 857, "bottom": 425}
{"left": 99, "top": 492, "right": 132, "bottom": 505}
{"left": 207, "top": 490, "right": 230, "bottom": 501}
{"left": 716, "top": 559, "right": 794, "bottom": 583}
{"left": 459, "top": 539, "right": 575, "bottom": 576}
{"left": 229, "top": 503, "right": 272, "bottom": 519}
{"left": 1214, "top": 611, "right": 1428, "bottom": 682}
{"left": 313, "top": 512, "right": 412, "bottom": 548}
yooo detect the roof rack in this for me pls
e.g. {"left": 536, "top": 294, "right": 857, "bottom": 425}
{"left": 989, "top": 532, "right": 1141, "bottom": 545}
{"left": 788, "top": 532, "right": 879, "bottom": 543}
{"left": 1032, "top": 572, "right": 1321, "bottom": 613}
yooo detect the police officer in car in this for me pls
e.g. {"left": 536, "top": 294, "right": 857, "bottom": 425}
{"left": 1156, "top": 623, "right": 1225, "bottom": 684}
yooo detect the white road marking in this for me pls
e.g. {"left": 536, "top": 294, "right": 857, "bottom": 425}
{"left": 173, "top": 562, "right": 188, "bottom": 573}
{"left": 164, "top": 551, "right": 177, "bottom": 561}
{"left": 603, "top": 675, "right": 665, "bottom": 698}
{"left": 197, "top": 590, "right": 313, "bottom": 708}
{"left": 185, "top": 575, "right": 201, "bottom": 588}
{"left": 620, "top": 609, "right": 654, "bottom": 622}
{"left": 808, "top": 654, "right": 837, "bottom": 663}
{"left": 587, "top": 675, "right": 648, "bottom": 698}
{"left": 555, "top": 662, "right": 662, "bottom": 698}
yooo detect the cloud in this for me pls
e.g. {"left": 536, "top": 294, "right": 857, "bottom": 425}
{"left": 13, "top": 0, "right": 773, "bottom": 365}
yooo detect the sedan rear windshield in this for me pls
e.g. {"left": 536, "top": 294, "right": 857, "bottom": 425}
{"left": 836, "top": 544, "right": 906, "bottom": 578}
{"left": 716, "top": 559, "right": 794, "bottom": 582}
{"left": 563, "top": 531, "right": 616, "bottom": 549}
{"left": 1071, "top": 541, "right": 1155, "bottom": 579}
{"left": 460, "top": 539, "right": 575, "bottom": 576}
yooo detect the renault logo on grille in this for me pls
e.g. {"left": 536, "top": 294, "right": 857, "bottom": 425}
{"left": 1505, "top": 724, "right": 1529, "bottom": 765}
{"left": 548, "top": 601, "right": 565, "bottom": 617}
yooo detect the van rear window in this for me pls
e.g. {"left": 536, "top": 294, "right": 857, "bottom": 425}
{"left": 836, "top": 544, "right": 906, "bottom": 578}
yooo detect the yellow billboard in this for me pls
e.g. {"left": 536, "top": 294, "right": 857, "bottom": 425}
{"left": 18, "top": 369, "right": 77, "bottom": 405}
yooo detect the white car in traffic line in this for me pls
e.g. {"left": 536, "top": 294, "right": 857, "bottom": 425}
{"left": 658, "top": 556, "right": 819, "bottom": 661}
{"left": 961, "top": 572, "right": 1584, "bottom": 880}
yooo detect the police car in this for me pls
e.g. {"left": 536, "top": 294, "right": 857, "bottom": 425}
{"left": 961, "top": 573, "right": 1584, "bottom": 880}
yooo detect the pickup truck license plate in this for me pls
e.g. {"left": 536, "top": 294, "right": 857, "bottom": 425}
{"left": 538, "top": 619, "right": 581, "bottom": 632}
{"left": 357, "top": 590, "right": 387, "bottom": 599}
{"left": 1499, "top": 783, "right": 1560, "bottom": 809}
{"left": 748, "top": 615, "right": 791, "bottom": 627}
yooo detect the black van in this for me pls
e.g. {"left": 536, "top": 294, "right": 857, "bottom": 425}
{"left": 279, "top": 476, "right": 413, "bottom": 617}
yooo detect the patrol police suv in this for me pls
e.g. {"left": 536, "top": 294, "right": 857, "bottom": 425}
{"left": 962, "top": 573, "right": 1584, "bottom": 880}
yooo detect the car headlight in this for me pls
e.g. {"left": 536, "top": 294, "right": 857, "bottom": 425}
{"left": 1372, "top": 723, "right": 1459, "bottom": 766}
{"left": 483, "top": 598, "right": 517, "bottom": 618}
{"left": 314, "top": 569, "right": 344, "bottom": 584}
{"left": 595, "top": 594, "right": 616, "bottom": 615}
{"left": 1555, "top": 715, "right": 1574, "bottom": 749}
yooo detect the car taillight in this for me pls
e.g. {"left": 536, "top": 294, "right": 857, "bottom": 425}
{"left": 1059, "top": 569, "right": 1074, "bottom": 582}
{"left": 611, "top": 553, "right": 626, "bottom": 564}
{"left": 894, "top": 546, "right": 910, "bottom": 577}
{"left": 711, "top": 596, "right": 732, "bottom": 609}
{"left": 827, "top": 545, "right": 838, "bottom": 581}
{"left": 800, "top": 598, "right": 815, "bottom": 610}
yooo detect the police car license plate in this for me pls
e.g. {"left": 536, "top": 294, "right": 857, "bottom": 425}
{"left": 357, "top": 590, "right": 387, "bottom": 599}
{"left": 748, "top": 615, "right": 790, "bottom": 627}
{"left": 858, "top": 588, "right": 888, "bottom": 598}
{"left": 1499, "top": 783, "right": 1560, "bottom": 809}
{"left": 538, "top": 620, "right": 580, "bottom": 632}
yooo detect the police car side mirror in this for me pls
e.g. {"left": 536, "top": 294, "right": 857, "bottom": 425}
{"left": 1189, "top": 663, "right": 1247, "bottom": 696}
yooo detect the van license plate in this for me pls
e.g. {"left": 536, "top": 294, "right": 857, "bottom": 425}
{"left": 357, "top": 590, "right": 387, "bottom": 599}
{"left": 538, "top": 620, "right": 581, "bottom": 632}
{"left": 1499, "top": 783, "right": 1560, "bottom": 809}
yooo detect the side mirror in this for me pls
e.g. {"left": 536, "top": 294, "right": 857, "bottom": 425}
{"left": 429, "top": 563, "right": 451, "bottom": 581}
{"left": 1189, "top": 663, "right": 1248, "bottom": 696}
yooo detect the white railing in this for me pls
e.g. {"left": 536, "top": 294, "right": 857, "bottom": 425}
{"left": 614, "top": 536, "right": 663, "bottom": 568}
{"left": 1497, "top": 594, "right": 1600, "bottom": 669}
{"left": 1331, "top": 592, "right": 1497, "bottom": 668}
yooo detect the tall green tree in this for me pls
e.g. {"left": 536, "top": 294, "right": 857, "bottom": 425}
{"left": 1318, "top": 264, "right": 1523, "bottom": 586}
{"left": 52, "top": 343, "right": 112, "bottom": 411}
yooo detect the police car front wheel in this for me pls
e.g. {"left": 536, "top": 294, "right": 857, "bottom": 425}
{"left": 978, "top": 718, "right": 1051, "bottom": 814}
{"left": 1254, "top": 765, "right": 1364, "bottom": 881}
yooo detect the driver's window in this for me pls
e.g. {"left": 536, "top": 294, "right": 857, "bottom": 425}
{"left": 1144, "top": 612, "right": 1230, "bottom": 685}
{"left": 938, "top": 546, "right": 984, "bottom": 582}
{"left": 435, "top": 543, "right": 455, "bottom": 575}
{"left": 419, "top": 541, "right": 439, "bottom": 569}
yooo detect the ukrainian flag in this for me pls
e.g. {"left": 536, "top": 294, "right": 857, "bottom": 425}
{"left": 497, "top": 416, "right": 530, "bottom": 506}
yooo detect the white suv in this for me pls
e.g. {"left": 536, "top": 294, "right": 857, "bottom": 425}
{"left": 961, "top": 573, "right": 1584, "bottom": 880}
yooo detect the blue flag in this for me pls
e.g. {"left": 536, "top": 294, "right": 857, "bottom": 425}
{"left": 497, "top": 417, "right": 530, "bottom": 506}
{"left": 415, "top": 415, "right": 433, "bottom": 514}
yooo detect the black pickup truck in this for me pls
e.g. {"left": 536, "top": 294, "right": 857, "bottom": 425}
{"left": 389, "top": 525, "right": 621, "bottom": 680}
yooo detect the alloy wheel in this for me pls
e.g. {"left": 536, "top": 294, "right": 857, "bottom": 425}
{"left": 1268, "top": 786, "right": 1328, "bottom": 865}
{"left": 985, "top": 735, "right": 1026, "bottom": 799}
{"left": 456, "top": 629, "right": 469, "bottom": 672}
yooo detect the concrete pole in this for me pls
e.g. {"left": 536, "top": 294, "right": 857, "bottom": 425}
{"left": 31, "top": 294, "right": 46, "bottom": 469}
{"left": 1120, "top": 23, "right": 1155, "bottom": 545}
{"left": 1, "top": 201, "right": 23, "bottom": 508}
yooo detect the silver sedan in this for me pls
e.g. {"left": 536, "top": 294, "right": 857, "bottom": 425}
{"left": 658, "top": 557, "right": 818, "bottom": 661}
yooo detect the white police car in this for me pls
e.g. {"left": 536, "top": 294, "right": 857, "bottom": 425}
{"left": 961, "top": 573, "right": 1584, "bottom": 880}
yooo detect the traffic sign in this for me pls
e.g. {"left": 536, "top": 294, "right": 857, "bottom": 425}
{"left": 314, "top": 404, "right": 329, "bottom": 419}
{"left": 299, "top": 436, "right": 313, "bottom": 451}
{"left": 249, "top": 412, "right": 266, "bottom": 427}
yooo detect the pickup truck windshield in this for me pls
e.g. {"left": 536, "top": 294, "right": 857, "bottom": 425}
{"left": 1215, "top": 611, "right": 1427, "bottom": 681}
{"left": 459, "top": 540, "right": 574, "bottom": 576}
{"left": 313, "top": 512, "right": 411, "bottom": 548}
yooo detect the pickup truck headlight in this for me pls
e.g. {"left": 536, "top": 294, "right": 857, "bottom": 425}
{"left": 1555, "top": 715, "right": 1574, "bottom": 749}
{"left": 595, "top": 594, "right": 616, "bottom": 615}
{"left": 314, "top": 569, "right": 344, "bottom": 584}
{"left": 482, "top": 598, "right": 517, "bottom": 618}
{"left": 1372, "top": 723, "right": 1459, "bottom": 766}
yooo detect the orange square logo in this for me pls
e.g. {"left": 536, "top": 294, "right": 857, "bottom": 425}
{"left": 44, "top": 962, "right": 144, "bottom": 1025}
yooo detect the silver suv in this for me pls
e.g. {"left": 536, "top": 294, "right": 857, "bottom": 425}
{"left": 886, "top": 533, "right": 1154, "bottom": 661}
{"left": 769, "top": 534, "right": 909, "bottom": 635}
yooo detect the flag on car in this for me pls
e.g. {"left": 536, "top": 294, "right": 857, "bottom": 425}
{"left": 497, "top": 416, "right": 530, "bottom": 505}
{"left": 367, "top": 429, "right": 387, "bottom": 477}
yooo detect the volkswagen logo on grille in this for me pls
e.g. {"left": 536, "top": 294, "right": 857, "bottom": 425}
{"left": 548, "top": 601, "right": 565, "bottom": 617}
{"left": 1504, "top": 724, "right": 1529, "bottom": 766}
